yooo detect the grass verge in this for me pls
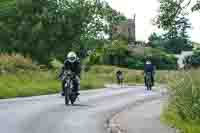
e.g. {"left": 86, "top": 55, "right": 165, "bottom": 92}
{"left": 0, "top": 71, "right": 60, "bottom": 99}
{"left": 0, "top": 65, "right": 144, "bottom": 99}
{"left": 161, "top": 70, "right": 200, "bottom": 133}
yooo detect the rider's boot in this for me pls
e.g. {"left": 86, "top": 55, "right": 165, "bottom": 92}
{"left": 61, "top": 91, "right": 65, "bottom": 96}
{"left": 76, "top": 92, "right": 80, "bottom": 96}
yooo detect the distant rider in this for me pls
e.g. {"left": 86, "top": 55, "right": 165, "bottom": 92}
{"left": 144, "top": 60, "right": 155, "bottom": 86}
{"left": 59, "top": 51, "right": 81, "bottom": 96}
{"left": 116, "top": 70, "right": 123, "bottom": 85}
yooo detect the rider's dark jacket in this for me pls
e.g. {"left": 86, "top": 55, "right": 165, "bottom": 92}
{"left": 144, "top": 63, "right": 155, "bottom": 73}
{"left": 116, "top": 70, "right": 123, "bottom": 79}
{"left": 60, "top": 58, "right": 81, "bottom": 78}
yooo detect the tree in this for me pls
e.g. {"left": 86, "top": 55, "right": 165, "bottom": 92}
{"left": 184, "top": 50, "right": 200, "bottom": 68}
{"left": 157, "top": 0, "right": 192, "bottom": 39}
{"left": 163, "top": 38, "right": 192, "bottom": 54}
{"left": 0, "top": 0, "right": 122, "bottom": 63}
{"left": 100, "top": 2, "right": 127, "bottom": 40}
{"left": 148, "top": 32, "right": 165, "bottom": 49}
{"left": 192, "top": 1, "right": 200, "bottom": 12}
{"left": 148, "top": 32, "right": 161, "bottom": 42}
{"left": 157, "top": 0, "right": 191, "bottom": 29}
{"left": 156, "top": 0, "right": 193, "bottom": 53}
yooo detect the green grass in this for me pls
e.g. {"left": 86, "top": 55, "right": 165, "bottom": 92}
{"left": 1, "top": 62, "right": 199, "bottom": 133}
{"left": 0, "top": 65, "right": 145, "bottom": 99}
{"left": 0, "top": 64, "right": 178, "bottom": 99}
{"left": 161, "top": 70, "right": 200, "bottom": 133}
{"left": 81, "top": 65, "right": 144, "bottom": 90}
{"left": 161, "top": 109, "right": 200, "bottom": 133}
{"left": 0, "top": 71, "right": 60, "bottom": 99}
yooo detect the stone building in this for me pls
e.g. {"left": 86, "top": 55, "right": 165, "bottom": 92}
{"left": 112, "top": 14, "right": 136, "bottom": 47}
{"left": 127, "top": 14, "right": 136, "bottom": 46}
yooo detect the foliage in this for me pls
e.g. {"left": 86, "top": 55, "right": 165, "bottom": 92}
{"left": 101, "top": 2, "right": 127, "bottom": 39}
{"left": 0, "top": 53, "right": 38, "bottom": 73}
{"left": 85, "top": 41, "right": 177, "bottom": 70}
{"left": 163, "top": 38, "right": 193, "bottom": 54}
{"left": 74, "top": 65, "right": 144, "bottom": 89}
{"left": 0, "top": 70, "right": 60, "bottom": 98}
{"left": 84, "top": 40, "right": 129, "bottom": 67}
{"left": 0, "top": 65, "right": 144, "bottom": 99}
{"left": 49, "top": 58, "right": 63, "bottom": 69}
{"left": 78, "top": 38, "right": 107, "bottom": 58}
{"left": 184, "top": 50, "right": 200, "bottom": 68}
{"left": 0, "top": 0, "right": 126, "bottom": 64}
{"left": 156, "top": 0, "right": 192, "bottom": 53}
{"left": 162, "top": 70, "right": 200, "bottom": 133}
{"left": 102, "top": 40, "right": 129, "bottom": 66}
{"left": 156, "top": 0, "right": 191, "bottom": 34}
{"left": 148, "top": 32, "right": 165, "bottom": 49}
{"left": 192, "top": 1, "right": 200, "bottom": 12}
{"left": 128, "top": 48, "right": 178, "bottom": 70}
{"left": 127, "top": 55, "right": 145, "bottom": 70}
{"left": 0, "top": 63, "right": 184, "bottom": 99}
{"left": 148, "top": 32, "right": 193, "bottom": 54}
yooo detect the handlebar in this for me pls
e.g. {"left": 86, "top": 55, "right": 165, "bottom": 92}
{"left": 59, "top": 71, "right": 75, "bottom": 81}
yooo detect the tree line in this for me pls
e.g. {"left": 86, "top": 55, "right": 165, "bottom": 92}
{"left": 0, "top": 0, "right": 127, "bottom": 64}
{"left": 150, "top": 0, "right": 200, "bottom": 54}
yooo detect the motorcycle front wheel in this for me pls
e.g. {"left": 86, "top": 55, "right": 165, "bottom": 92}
{"left": 65, "top": 87, "right": 70, "bottom": 105}
{"left": 70, "top": 93, "right": 77, "bottom": 105}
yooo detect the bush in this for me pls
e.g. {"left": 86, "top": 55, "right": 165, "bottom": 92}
{"left": 184, "top": 50, "right": 200, "bottom": 68}
{"left": 84, "top": 40, "right": 129, "bottom": 69}
{"left": 103, "top": 40, "right": 129, "bottom": 66}
{"left": 148, "top": 33, "right": 193, "bottom": 54}
{"left": 162, "top": 70, "right": 200, "bottom": 133}
{"left": 127, "top": 55, "right": 144, "bottom": 70}
{"left": 49, "top": 58, "right": 63, "bottom": 69}
{"left": 163, "top": 39, "right": 193, "bottom": 54}
{"left": 128, "top": 48, "right": 177, "bottom": 70}
{"left": 0, "top": 53, "right": 38, "bottom": 73}
{"left": 148, "top": 32, "right": 165, "bottom": 49}
{"left": 85, "top": 46, "right": 177, "bottom": 70}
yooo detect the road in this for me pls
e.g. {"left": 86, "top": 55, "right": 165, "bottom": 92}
{"left": 0, "top": 86, "right": 174, "bottom": 133}
{"left": 109, "top": 99, "right": 176, "bottom": 133}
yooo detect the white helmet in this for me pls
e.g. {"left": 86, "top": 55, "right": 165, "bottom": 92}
{"left": 67, "top": 51, "right": 77, "bottom": 63}
{"left": 146, "top": 60, "right": 152, "bottom": 64}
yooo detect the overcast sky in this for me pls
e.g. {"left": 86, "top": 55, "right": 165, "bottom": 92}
{"left": 106, "top": 0, "right": 200, "bottom": 43}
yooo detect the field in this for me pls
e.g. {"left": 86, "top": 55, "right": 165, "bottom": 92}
{"left": 1, "top": 54, "right": 199, "bottom": 133}
{"left": 0, "top": 65, "right": 145, "bottom": 99}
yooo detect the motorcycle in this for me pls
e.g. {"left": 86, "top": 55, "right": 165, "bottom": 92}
{"left": 117, "top": 74, "right": 123, "bottom": 86}
{"left": 61, "top": 70, "right": 78, "bottom": 105}
{"left": 145, "top": 72, "right": 153, "bottom": 91}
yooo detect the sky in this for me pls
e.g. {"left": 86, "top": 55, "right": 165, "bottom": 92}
{"left": 106, "top": 0, "right": 200, "bottom": 43}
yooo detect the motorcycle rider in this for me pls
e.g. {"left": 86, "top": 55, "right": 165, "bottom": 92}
{"left": 116, "top": 70, "right": 123, "bottom": 85}
{"left": 144, "top": 59, "right": 155, "bottom": 86}
{"left": 59, "top": 51, "right": 81, "bottom": 96}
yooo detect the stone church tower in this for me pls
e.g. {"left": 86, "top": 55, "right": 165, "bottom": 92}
{"left": 128, "top": 14, "right": 136, "bottom": 48}
{"left": 112, "top": 14, "right": 136, "bottom": 47}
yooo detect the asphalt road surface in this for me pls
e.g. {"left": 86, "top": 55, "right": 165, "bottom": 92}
{"left": 0, "top": 86, "right": 174, "bottom": 133}
{"left": 109, "top": 98, "right": 176, "bottom": 133}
